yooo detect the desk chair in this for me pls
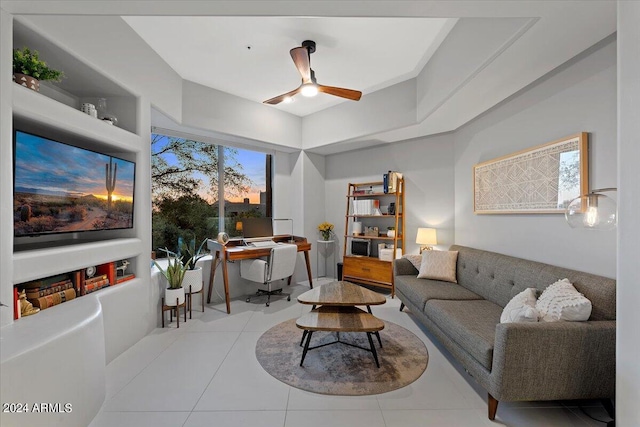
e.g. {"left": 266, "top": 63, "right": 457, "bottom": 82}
{"left": 241, "top": 244, "right": 297, "bottom": 307}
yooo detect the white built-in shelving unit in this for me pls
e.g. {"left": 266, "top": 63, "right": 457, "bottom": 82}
{"left": 1, "top": 15, "right": 154, "bottom": 427}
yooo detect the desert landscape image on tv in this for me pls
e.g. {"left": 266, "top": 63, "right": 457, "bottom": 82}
{"left": 14, "top": 131, "right": 135, "bottom": 237}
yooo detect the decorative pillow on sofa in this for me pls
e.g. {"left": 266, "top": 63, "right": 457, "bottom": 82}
{"left": 417, "top": 250, "right": 458, "bottom": 283}
{"left": 535, "top": 278, "right": 592, "bottom": 322}
{"left": 402, "top": 254, "right": 422, "bottom": 272}
{"left": 500, "top": 288, "right": 539, "bottom": 323}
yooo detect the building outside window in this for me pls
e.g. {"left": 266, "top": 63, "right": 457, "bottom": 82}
{"left": 151, "top": 133, "right": 272, "bottom": 254}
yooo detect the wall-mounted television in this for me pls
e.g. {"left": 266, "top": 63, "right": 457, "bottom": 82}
{"left": 13, "top": 129, "right": 135, "bottom": 240}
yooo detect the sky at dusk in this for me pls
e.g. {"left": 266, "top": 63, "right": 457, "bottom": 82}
{"left": 14, "top": 131, "right": 135, "bottom": 201}
{"left": 152, "top": 134, "right": 266, "bottom": 204}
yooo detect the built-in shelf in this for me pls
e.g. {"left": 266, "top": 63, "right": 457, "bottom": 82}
{"left": 13, "top": 238, "right": 143, "bottom": 284}
{"left": 13, "top": 84, "right": 140, "bottom": 152}
{"left": 13, "top": 17, "right": 139, "bottom": 134}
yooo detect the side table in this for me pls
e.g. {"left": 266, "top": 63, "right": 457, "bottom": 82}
{"left": 316, "top": 239, "right": 337, "bottom": 278}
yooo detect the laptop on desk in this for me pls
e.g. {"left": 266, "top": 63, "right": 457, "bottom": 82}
{"left": 241, "top": 217, "right": 277, "bottom": 247}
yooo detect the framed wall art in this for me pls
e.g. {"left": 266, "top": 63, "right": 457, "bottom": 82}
{"left": 473, "top": 132, "right": 588, "bottom": 214}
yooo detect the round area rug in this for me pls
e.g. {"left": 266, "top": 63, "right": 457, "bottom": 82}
{"left": 255, "top": 318, "right": 428, "bottom": 395}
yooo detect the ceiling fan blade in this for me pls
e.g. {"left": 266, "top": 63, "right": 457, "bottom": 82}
{"left": 263, "top": 86, "right": 301, "bottom": 105}
{"left": 290, "top": 47, "right": 311, "bottom": 82}
{"left": 317, "top": 85, "right": 362, "bottom": 101}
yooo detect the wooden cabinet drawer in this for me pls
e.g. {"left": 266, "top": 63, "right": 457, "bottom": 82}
{"left": 343, "top": 256, "right": 392, "bottom": 284}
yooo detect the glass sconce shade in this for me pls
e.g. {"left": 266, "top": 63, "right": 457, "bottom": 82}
{"left": 565, "top": 192, "right": 617, "bottom": 230}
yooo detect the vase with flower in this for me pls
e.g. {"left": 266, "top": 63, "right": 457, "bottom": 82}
{"left": 318, "top": 221, "right": 334, "bottom": 241}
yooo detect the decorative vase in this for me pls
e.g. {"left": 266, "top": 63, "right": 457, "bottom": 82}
{"left": 321, "top": 230, "right": 332, "bottom": 241}
{"left": 13, "top": 73, "right": 39, "bottom": 91}
{"left": 165, "top": 287, "right": 185, "bottom": 307}
{"left": 182, "top": 267, "right": 203, "bottom": 294}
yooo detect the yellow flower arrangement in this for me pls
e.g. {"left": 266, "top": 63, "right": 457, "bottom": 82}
{"left": 317, "top": 221, "right": 334, "bottom": 241}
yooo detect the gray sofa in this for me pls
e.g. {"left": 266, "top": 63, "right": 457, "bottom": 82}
{"left": 394, "top": 245, "right": 616, "bottom": 420}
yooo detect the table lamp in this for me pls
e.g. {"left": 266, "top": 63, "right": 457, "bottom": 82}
{"left": 235, "top": 221, "right": 243, "bottom": 235}
{"left": 416, "top": 228, "right": 437, "bottom": 253}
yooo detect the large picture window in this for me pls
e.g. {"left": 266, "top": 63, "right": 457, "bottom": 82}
{"left": 151, "top": 133, "right": 272, "bottom": 253}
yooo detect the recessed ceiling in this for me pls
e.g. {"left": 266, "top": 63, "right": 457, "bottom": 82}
{"left": 123, "top": 16, "right": 453, "bottom": 117}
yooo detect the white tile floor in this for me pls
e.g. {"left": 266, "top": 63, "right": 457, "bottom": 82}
{"left": 89, "top": 279, "right": 611, "bottom": 427}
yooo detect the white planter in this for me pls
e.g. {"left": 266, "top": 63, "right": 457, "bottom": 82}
{"left": 387, "top": 229, "right": 395, "bottom": 238}
{"left": 165, "top": 287, "right": 185, "bottom": 306}
{"left": 182, "top": 267, "right": 203, "bottom": 293}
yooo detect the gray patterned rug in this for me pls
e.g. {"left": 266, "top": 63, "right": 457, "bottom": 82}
{"left": 255, "top": 318, "right": 428, "bottom": 395}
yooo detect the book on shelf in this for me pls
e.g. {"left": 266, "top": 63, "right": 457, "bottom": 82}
{"left": 20, "top": 273, "right": 70, "bottom": 290}
{"left": 85, "top": 274, "right": 108, "bottom": 285}
{"left": 23, "top": 280, "right": 73, "bottom": 299}
{"left": 14, "top": 287, "right": 20, "bottom": 320}
{"left": 387, "top": 171, "right": 403, "bottom": 193}
{"left": 30, "top": 288, "right": 76, "bottom": 310}
{"left": 96, "top": 262, "right": 116, "bottom": 287}
{"left": 84, "top": 280, "right": 110, "bottom": 294}
{"left": 116, "top": 273, "right": 136, "bottom": 284}
{"left": 72, "top": 270, "right": 84, "bottom": 296}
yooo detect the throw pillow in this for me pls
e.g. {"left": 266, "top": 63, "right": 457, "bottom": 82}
{"left": 417, "top": 250, "right": 458, "bottom": 283}
{"left": 402, "top": 254, "right": 422, "bottom": 272}
{"left": 535, "top": 278, "right": 592, "bottom": 322}
{"left": 500, "top": 288, "right": 539, "bottom": 323}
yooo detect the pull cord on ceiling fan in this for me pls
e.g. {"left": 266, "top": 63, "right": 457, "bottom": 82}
{"left": 263, "top": 40, "right": 362, "bottom": 105}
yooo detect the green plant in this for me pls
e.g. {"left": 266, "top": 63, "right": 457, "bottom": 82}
{"left": 178, "top": 232, "right": 208, "bottom": 270}
{"left": 153, "top": 248, "right": 192, "bottom": 288}
{"left": 13, "top": 47, "right": 64, "bottom": 81}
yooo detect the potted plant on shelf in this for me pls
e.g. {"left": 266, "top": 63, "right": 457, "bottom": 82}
{"left": 387, "top": 226, "right": 396, "bottom": 238}
{"left": 13, "top": 47, "right": 64, "bottom": 92}
{"left": 153, "top": 250, "right": 190, "bottom": 307}
{"left": 178, "top": 233, "right": 208, "bottom": 295}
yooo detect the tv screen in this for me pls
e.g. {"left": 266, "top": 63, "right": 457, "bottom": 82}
{"left": 13, "top": 130, "right": 135, "bottom": 238}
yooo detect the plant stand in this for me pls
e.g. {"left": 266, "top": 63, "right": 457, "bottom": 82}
{"left": 185, "top": 282, "right": 204, "bottom": 319}
{"left": 161, "top": 297, "right": 187, "bottom": 328}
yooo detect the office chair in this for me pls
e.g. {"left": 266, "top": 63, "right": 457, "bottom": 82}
{"left": 241, "top": 243, "right": 297, "bottom": 307}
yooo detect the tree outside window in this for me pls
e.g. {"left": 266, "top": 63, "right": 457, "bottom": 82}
{"left": 151, "top": 134, "right": 270, "bottom": 254}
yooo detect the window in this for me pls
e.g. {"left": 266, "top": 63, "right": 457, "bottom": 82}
{"left": 151, "top": 133, "right": 272, "bottom": 253}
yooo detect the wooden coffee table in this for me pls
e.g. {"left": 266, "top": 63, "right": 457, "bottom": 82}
{"left": 296, "top": 281, "right": 386, "bottom": 367}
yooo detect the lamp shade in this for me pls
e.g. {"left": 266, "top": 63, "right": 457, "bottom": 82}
{"left": 236, "top": 221, "right": 243, "bottom": 232}
{"left": 565, "top": 193, "right": 617, "bottom": 230}
{"left": 416, "top": 228, "right": 437, "bottom": 245}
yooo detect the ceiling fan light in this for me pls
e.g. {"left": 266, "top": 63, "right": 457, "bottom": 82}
{"left": 300, "top": 83, "right": 318, "bottom": 97}
{"left": 282, "top": 96, "right": 294, "bottom": 104}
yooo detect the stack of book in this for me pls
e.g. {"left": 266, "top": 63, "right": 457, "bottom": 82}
{"left": 20, "top": 274, "right": 77, "bottom": 310}
{"left": 352, "top": 199, "right": 380, "bottom": 216}
{"left": 84, "top": 274, "right": 110, "bottom": 294}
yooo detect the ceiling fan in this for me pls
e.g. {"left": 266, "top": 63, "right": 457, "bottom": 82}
{"left": 263, "top": 40, "right": 362, "bottom": 105}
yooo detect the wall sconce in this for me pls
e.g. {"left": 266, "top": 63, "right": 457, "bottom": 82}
{"left": 416, "top": 227, "right": 438, "bottom": 253}
{"left": 565, "top": 187, "right": 617, "bottom": 230}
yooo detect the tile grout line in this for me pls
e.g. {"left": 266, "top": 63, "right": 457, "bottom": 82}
{"left": 103, "top": 329, "right": 185, "bottom": 409}
{"left": 188, "top": 329, "right": 245, "bottom": 414}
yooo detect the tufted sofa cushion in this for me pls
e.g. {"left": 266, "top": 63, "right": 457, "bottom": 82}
{"left": 450, "top": 245, "right": 616, "bottom": 321}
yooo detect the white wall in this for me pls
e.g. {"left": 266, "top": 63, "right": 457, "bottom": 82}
{"left": 616, "top": 1, "right": 640, "bottom": 424}
{"left": 0, "top": 8, "right": 14, "bottom": 327}
{"left": 454, "top": 36, "right": 617, "bottom": 277}
{"left": 325, "top": 133, "right": 455, "bottom": 258}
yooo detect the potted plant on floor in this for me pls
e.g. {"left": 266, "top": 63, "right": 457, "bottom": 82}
{"left": 178, "top": 232, "right": 208, "bottom": 295}
{"left": 153, "top": 251, "right": 190, "bottom": 307}
{"left": 13, "top": 47, "right": 64, "bottom": 92}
